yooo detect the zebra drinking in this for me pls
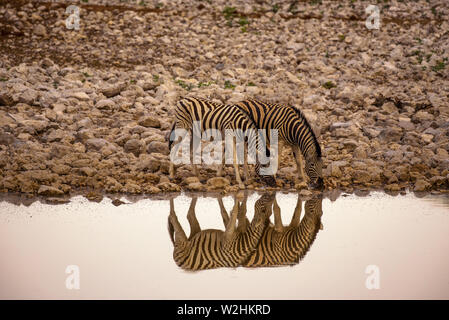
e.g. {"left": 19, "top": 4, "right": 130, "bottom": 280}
{"left": 234, "top": 99, "right": 324, "bottom": 190}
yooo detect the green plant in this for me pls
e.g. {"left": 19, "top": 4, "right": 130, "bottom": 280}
{"left": 431, "top": 59, "right": 447, "bottom": 72}
{"left": 175, "top": 79, "right": 193, "bottom": 91}
{"left": 272, "top": 4, "right": 279, "bottom": 13}
{"left": 224, "top": 80, "right": 235, "bottom": 89}
{"left": 417, "top": 55, "right": 423, "bottom": 64}
{"left": 322, "top": 81, "right": 336, "bottom": 89}
{"left": 288, "top": 2, "right": 298, "bottom": 13}
{"left": 247, "top": 82, "right": 256, "bottom": 86}
{"left": 198, "top": 81, "right": 213, "bottom": 88}
{"left": 338, "top": 34, "right": 345, "bottom": 42}
{"left": 153, "top": 74, "right": 160, "bottom": 82}
{"left": 238, "top": 17, "right": 249, "bottom": 32}
{"left": 223, "top": 6, "right": 238, "bottom": 27}
{"left": 223, "top": 6, "right": 237, "bottom": 20}
{"left": 238, "top": 17, "right": 249, "bottom": 26}
{"left": 0, "top": 77, "right": 7, "bottom": 82}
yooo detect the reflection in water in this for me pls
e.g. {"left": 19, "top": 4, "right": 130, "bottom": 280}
{"left": 168, "top": 193, "right": 274, "bottom": 271}
{"left": 168, "top": 192, "right": 323, "bottom": 271}
{"left": 1, "top": 192, "right": 449, "bottom": 299}
{"left": 244, "top": 195, "right": 323, "bottom": 267}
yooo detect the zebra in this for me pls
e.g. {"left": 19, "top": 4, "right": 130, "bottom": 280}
{"left": 168, "top": 192, "right": 274, "bottom": 271}
{"left": 168, "top": 97, "right": 275, "bottom": 189}
{"left": 233, "top": 99, "right": 323, "bottom": 189}
{"left": 243, "top": 194, "right": 323, "bottom": 267}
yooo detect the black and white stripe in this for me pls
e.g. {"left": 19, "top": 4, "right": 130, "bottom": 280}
{"left": 168, "top": 193, "right": 274, "bottom": 271}
{"left": 243, "top": 195, "right": 323, "bottom": 267}
{"left": 234, "top": 99, "right": 323, "bottom": 189}
{"left": 169, "top": 97, "right": 274, "bottom": 187}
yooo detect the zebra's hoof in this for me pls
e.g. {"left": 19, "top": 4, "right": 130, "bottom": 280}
{"left": 309, "top": 177, "right": 324, "bottom": 191}
{"left": 261, "top": 175, "right": 276, "bottom": 187}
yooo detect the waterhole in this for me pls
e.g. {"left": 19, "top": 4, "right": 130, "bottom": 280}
{"left": 0, "top": 191, "right": 448, "bottom": 299}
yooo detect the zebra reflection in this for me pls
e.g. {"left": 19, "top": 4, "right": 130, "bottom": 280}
{"left": 243, "top": 195, "right": 323, "bottom": 267}
{"left": 168, "top": 193, "right": 323, "bottom": 270}
{"left": 168, "top": 193, "right": 274, "bottom": 271}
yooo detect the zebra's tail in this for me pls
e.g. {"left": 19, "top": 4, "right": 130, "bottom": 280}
{"left": 168, "top": 215, "right": 175, "bottom": 245}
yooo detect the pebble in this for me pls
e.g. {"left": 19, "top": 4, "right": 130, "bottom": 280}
{"left": 0, "top": 0, "right": 447, "bottom": 196}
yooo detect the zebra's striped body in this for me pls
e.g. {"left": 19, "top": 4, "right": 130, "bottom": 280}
{"left": 168, "top": 193, "right": 274, "bottom": 271}
{"left": 234, "top": 99, "right": 323, "bottom": 189}
{"left": 243, "top": 196, "right": 323, "bottom": 267}
{"left": 169, "top": 97, "right": 274, "bottom": 188}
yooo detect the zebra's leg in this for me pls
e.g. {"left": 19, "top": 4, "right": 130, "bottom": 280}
{"left": 217, "top": 140, "right": 226, "bottom": 177}
{"left": 292, "top": 145, "right": 306, "bottom": 184}
{"left": 169, "top": 127, "right": 181, "bottom": 180}
{"left": 224, "top": 198, "right": 239, "bottom": 241}
{"left": 274, "top": 142, "right": 279, "bottom": 180}
{"left": 273, "top": 198, "right": 284, "bottom": 233}
{"left": 190, "top": 130, "right": 200, "bottom": 177}
{"left": 169, "top": 126, "right": 189, "bottom": 180}
{"left": 169, "top": 198, "right": 187, "bottom": 243}
{"left": 233, "top": 139, "right": 245, "bottom": 189}
{"left": 217, "top": 195, "right": 229, "bottom": 227}
{"left": 186, "top": 197, "right": 200, "bottom": 239}
{"left": 289, "top": 194, "right": 302, "bottom": 228}
{"left": 237, "top": 193, "right": 249, "bottom": 232}
{"left": 243, "top": 141, "right": 250, "bottom": 182}
{"left": 169, "top": 163, "right": 175, "bottom": 180}
{"left": 265, "top": 140, "right": 277, "bottom": 180}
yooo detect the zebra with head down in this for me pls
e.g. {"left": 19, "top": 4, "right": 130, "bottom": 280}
{"left": 168, "top": 192, "right": 275, "bottom": 271}
{"left": 233, "top": 99, "right": 323, "bottom": 189}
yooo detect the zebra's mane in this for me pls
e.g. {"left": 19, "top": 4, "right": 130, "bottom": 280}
{"left": 289, "top": 105, "right": 322, "bottom": 159}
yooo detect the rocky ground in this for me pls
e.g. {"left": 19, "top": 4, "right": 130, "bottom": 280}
{"left": 0, "top": 0, "right": 448, "bottom": 197}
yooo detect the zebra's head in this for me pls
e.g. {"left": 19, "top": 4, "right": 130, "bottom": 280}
{"left": 305, "top": 155, "right": 323, "bottom": 190}
{"left": 254, "top": 192, "right": 276, "bottom": 221}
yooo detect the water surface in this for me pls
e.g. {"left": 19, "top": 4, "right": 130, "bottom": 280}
{"left": 0, "top": 191, "right": 448, "bottom": 299}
